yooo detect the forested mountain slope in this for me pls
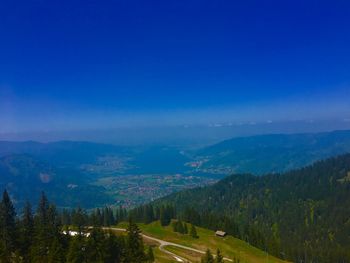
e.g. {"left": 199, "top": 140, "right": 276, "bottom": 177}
{"left": 155, "top": 154, "right": 350, "bottom": 262}
{"left": 195, "top": 130, "right": 350, "bottom": 175}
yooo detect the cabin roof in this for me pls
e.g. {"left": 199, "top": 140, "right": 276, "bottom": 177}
{"left": 215, "top": 230, "right": 226, "bottom": 236}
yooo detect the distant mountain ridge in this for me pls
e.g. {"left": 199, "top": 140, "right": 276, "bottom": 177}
{"left": 0, "top": 154, "right": 112, "bottom": 208}
{"left": 2, "top": 130, "right": 350, "bottom": 177}
{"left": 0, "top": 140, "right": 128, "bottom": 168}
{"left": 0, "top": 141, "right": 190, "bottom": 174}
{"left": 194, "top": 129, "right": 350, "bottom": 175}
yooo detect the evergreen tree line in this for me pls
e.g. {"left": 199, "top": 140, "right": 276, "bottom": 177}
{"left": 200, "top": 248, "right": 238, "bottom": 263}
{"left": 0, "top": 190, "right": 154, "bottom": 263}
{"left": 172, "top": 220, "right": 199, "bottom": 239}
{"left": 128, "top": 204, "right": 175, "bottom": 226}
{"left": 172, "top": 220, "right": 188, "bottom": 234}
{"left": 60, "top": 205, "right": 128, "bottom": 228}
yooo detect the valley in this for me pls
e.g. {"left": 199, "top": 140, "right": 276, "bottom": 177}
{"left": 2, "top": 130, "right": 350, "bottom": 210}
{"left": 94, "top": 174, "right": 216, "bottom": 208}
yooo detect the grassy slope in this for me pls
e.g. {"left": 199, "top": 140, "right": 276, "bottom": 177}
{"left": 152, "top": 247, "right": 175, "bottom": 263}
{"left": 165, "top": 245, "right": 204, "bottom": 262}
{"left": 118, "top": 221, "right": 289, "bottom": 263}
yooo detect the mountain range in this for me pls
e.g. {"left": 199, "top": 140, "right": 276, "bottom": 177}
{"left": 194, "top": 129, "right": 350, "bottom": 175}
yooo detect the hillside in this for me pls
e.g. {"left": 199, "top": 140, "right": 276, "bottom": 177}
{"left": 117, "top": 220, "right": 289, "bottom": 263}
{"left": 194, "top": 130, "right": 350, "bottom": 175}
{"left": 0, "top": 154, "right": 111, "bottom": 208}
{"left": 155, "top": 154, "right": 350, "bottom": 262}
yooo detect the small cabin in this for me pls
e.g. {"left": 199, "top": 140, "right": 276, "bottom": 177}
{"left": 215, "top": 230, "right": 227, "bottom": 237}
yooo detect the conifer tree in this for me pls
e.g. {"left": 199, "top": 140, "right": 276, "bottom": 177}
{"left": 201, "top": 249, "right": 214, "bottom": 263}
{"left": 66, "top": 236, "right": 86, "bottom": 263}
{"left": 0, "top": 190, "right": 17, "bottom": 262}
{"left": 47, "top": 238, "right": 65, "bottom": 263}
{"left": 72, "top": 207, "right": 86, "bottom": 234}
{"left": 147, "top": 246, "right": 155, "bottom": 262}
{"left": 31, "top": 192, "right": 51, "bottom": 262}
{"left": 215, "top": 248, "right": 224, "bottom": 263}
{"left": 190, "top": 224, "right": 198, "bottom": 238}
{"left": 31, "top": 193, "right": 62, "bottom": 262}
{"left": 96, "top": 208, "right": 102, "bottom": 226}
{"left": 20, "top": 201, "right": 34, "bottom": 261}
{"left": 172, "top": 221, "right": 178, "bottom": 232}
{"left": 178, "top": 220, "right": 184, "bottom": 234}
{"left": 61, "top": 209, "right": 71, "bottom": 226}
{"left": 103, "top": 207, "right": 110, "bottom": 226}
{"left": 184, "top": 222, "right": 188, "bottom": 234}
{"left": 159, "top": 207, "right": 168, "bottom": 226}
{"left": 126, "top": 217, "right": 146, "bottom": 262}
{"left": 103, "top": 232, "right": 121, "bottom": 263}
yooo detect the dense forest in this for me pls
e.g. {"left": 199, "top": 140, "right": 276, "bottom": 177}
{"left": 0, "top": 191, "right": 153, "bottom": 263}
{"left": 132, "top": 154, "right": 350, "bottom": 263}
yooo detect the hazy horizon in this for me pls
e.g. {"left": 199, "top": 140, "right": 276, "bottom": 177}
{"left": 1, "top": 1, "right": 350, "bottom": 144}
{"left": 1, "top": 121, "right": 350, "bottom": 146}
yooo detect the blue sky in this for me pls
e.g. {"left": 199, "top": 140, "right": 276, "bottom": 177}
{"left": 0, "top": 0, "right": 350, "bottom": 136}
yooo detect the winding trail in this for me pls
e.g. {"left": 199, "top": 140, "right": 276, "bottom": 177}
{"left": 106, "top": 227, "right": 233, "bottom": 262}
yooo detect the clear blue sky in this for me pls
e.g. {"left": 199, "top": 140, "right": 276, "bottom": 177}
{"left": 0, "top": 0, "right": 350, "bottom": 135}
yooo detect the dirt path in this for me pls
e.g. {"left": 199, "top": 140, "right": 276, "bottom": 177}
{"left": 107, "top": 227, "right": 233, "bottom": 262}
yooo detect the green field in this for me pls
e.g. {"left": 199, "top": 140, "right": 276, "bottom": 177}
{"left": 117, "top": 221, "right": 290, "bottom": 263}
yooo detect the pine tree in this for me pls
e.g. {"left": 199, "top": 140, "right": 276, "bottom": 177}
{"left": 148, "top": 205, "right": 155, "bottom": 224}
{"left": 108, "top": 208, "right": 115, "bottom": 225}
{"left": 190, "top": 224, "right": 198, "bottom": 238}
{"left": 178, "top": 220, "right": 184, "bottom": 234}
{"left": 85, "top": 227, "right": 106, "bottom": 262}
{"left": 66, "top": 236, "right": 86, "bottom": 263}
{"left": 47, "top": 238, "right": 65, "bottom": 263}
{"left": 201, "top": 249, "right": 214, "bottom": 263}
{"left": 31, "top": 192, "right": 62, "bottom": 262}
{"left": 19, "top": 201, "right": 34, "bottom": 262}
{"left": 47, "top": 204, "right": 61, "bottom": 239}
{"left": 147, "top": 246, "right": 155, "bottom": 262}
{"left": 160, "top": 207, "right": 168, "bottom": 226}
{"left": 172, "top": 221, "right": 178, "bottom": 232}
{"left": 103, "top": 207, "right": 110, "bottom": 226}
{"left": 61, "top": 209, "right": 71, "bottom": 226}
{"left": 184, "top": 223, "right": 188, "bottom": 234}
{"left": 126, "top": 217, "right": 146, "bottom": 262}
{"left": 96, "top": 208, "right": 102, "bottom": 226}
{"left": 215, "top": 248, "right": 224, "bottom": 263}
{"left": 103, "top": 232, "right": 122, "bottom": 263}
{"left": 72, "top": 207, "right": 86, "bottom": 234}
{"left": 0, "top": 190, "right": 17, "bottom": 262}
{"left": 31, "top": 192, "right": 50, "bottom": 261}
